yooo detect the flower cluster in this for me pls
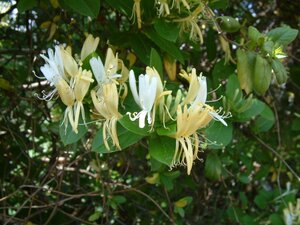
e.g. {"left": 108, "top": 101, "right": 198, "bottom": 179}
{"left": 38, "top": 34, "right": 230, "bottom": 175}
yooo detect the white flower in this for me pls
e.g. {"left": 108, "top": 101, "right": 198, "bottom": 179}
{"left": 128, "top": 70, "right": 158, "bottom": 128}
{"left": 185, "top": 70, "right": 228, "bottom": 126}
{"left": 89, "top": 50, "right": 121, "bottom": 85}
{"left": 40, "top": 45, "right": 65, "bottom": 85}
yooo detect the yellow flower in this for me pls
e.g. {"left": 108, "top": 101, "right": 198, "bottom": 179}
{"left": 171, "top": 104, "right": 213, "bottom": 175}
{"left": 169, "top": 68, "right": 229, "bottom": 174}
{"left": 81, "top": 34, "right": 100, "bottom": 61}
{"left": 91, "top": 83, "right": 121, "bottom": 150}
{"left": 39, "top": 45, "right": 76, "bottom": 132}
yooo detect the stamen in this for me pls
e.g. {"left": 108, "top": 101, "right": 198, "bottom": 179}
{"left": 206, "top": 95, "right": 224, "bottom": 103}
{"left": 32, "top": 70, "right": 45, "bottom": 79}
{"left": 35, "top": 89, "right": 57, "bottom": 101}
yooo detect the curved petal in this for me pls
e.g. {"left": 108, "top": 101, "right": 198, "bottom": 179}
{"left": 129, "top": 70, "right": 140, "bottom": 106}
{"left": 90, "top": 57, "right": 105, "bottom": 84}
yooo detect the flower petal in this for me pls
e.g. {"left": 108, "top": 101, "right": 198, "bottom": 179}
{"left": 209, "top": 111, "right": 228, "bottom": 126}
{"left": 90, "top": 57, "right": 105, "bottom": 84}
{"left": 129, "top": 70, "right": 141, "bottom": 107}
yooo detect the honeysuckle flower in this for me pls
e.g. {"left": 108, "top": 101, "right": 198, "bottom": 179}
{"left": 91, "top": 83, "right": 122, "bottom": 150}
{"left": 156, "top": 0, "right": 170, "bottom": 17}
{"left": 172, "top": 0, "right": 190, "bottom": 11}
{"left": 181, "top": 68, "right": 228, "bottom": 126}
{"left": 89, "top": 48, "right": 122, "bottom": 85}
{"left": 171, "top": 103, "right": 214, "bottom": 175}
{"left": 168, "top": 68, "right": 229, "bottom": 174}
{"left": 73, "top": 68, "right": 94, "bottom": 131}
{"left": 128, "top": 70, "right": 158, "bottom": 128}
{"left": 174, "top": 6, "right": 204, "bottom": 44}
{"left": 81, "top": 34, "right": 100, "bottom": 61}
{"left": 39, "top": 45, "right": 76, "bottom": 132}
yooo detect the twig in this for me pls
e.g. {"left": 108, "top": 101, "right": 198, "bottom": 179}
{"left": 253, "top": 135, "right": 300, "bottom": 181}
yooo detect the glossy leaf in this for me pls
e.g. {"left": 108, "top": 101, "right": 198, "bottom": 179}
{"left": 59, "top": 119, "right": 87, "bottom": 146}
{"left": 149, "top": 135, "right": 176, "bottom": 166}
{"left": 251, "top": 103, "right": 275, "bottom": 133}
{"left": 145, "top": 28, "right": 185, "bottom": 64}
{"left": 205, "top": 122, "right": 233, "bottom": 149}
{"left": 267, "top": 27, "right": 299, "bottom": 46}
{"left": 154, "top": 19, "right": 180, "bottom": 42}
{"left": 150, "top": 48, "right": 163, "bottom": 77}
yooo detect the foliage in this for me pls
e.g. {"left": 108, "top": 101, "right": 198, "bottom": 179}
{"left": 0, "top": 0, "right": 300, "bottom": 224}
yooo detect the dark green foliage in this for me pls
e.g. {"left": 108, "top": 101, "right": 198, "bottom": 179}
{"left": 0, "top": 0, "right": 299, "bottom": 224}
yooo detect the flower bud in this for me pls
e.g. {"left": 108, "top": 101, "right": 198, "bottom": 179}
{"left": 74, "top": 69, "right": 93, "bottom": 102}
{"left": 56, "top": 79, "right": 75, "bottom": 106}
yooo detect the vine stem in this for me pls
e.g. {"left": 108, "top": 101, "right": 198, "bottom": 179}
{"left": 253, "top": 135, "right": 300, "bottom": 182}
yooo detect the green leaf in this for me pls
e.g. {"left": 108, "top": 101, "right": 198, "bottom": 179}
{"left": 149, "top": 135, "right": 176, "bottom": 166}
{"left": 236, "top": 99, "right": 265, "bottom": 122}
{"left": 92, "top": 123, "right": 144, "bottom": 153}
{"left": 88, "top": 211, "right": 101, "bottom": 222}
{"left": 118, "top": 115, "right": 151, "bottom": 136}
{"left": 145, "top": 28, "right": 185, "bottom": 64}
{"left": 254, "top": 193, "right": 268, "bottom": 209}
{"left": 130, "top": 33, "right": 152, "bottom": 64}
{"left": 225, "top": 74, "right": 242, "bottom": 100}
{"left": 208, "top": 0, "right": 228, "bottom": 9}
{"left": 251, "top": 103, "right": 275, "bottom": 133}
{"left": 241, "top": 215, "right": 258, "bottom": 225}
{"left": 112, "top": 195, "right": 127, "bottom": 204}
{"left": 17, "top": 0, "right": 37, "bottom": 13}
{"left": 206, "top": 29, "right": 217, "bottom": 61}
{"left": 205, "top": 122, "right": 233, "bottom": 149}
{"left": 205, "top": 153, "right": 222, "bottom": 180}
{"left": 59, "top": 119, "right": 87, "bottom": 146}
{"left": 156, "top": 123, "right": 177, "bottom": 137}
{"left": 60, "top": 0, "right": 100, "bottom": 19}
{"left": 271, "top": 59, "right": 288, "bottom": 84}
{"left": 269, "top": 214, "right": 284, "bottom": 225}
{"left": 238, "top": 174, "right": 250, "bottom": 184}
{"left": 154, "top": 19, "right": 180, "bottom": 42}
{"left": 104, "top": 0, "right": 132, "bottom": 16}
{"left": 248, "top": 26, "right": 263, "bottom": 43}
{"left": 212, "top": 59, "right": 235, "bottom": 86}
{"left": 150, "top": 48, "right": 163, "bottom": 77}
{"left": 217, "top": 16, "right": 241, "bottom": 33}
{"left": 253, "top": 54, "right": 272, "bottom": 95}
{"left": 160, "top": 171, "right": 180, "bottom": 190}
{"left": 291, "top": 118, "right": 300, "bottom": 131}
{"left": 267, "top": 27, "right": 298, "bottom": 46}
{"left": 236, "top": 49, "right": 256, "bottom": 94}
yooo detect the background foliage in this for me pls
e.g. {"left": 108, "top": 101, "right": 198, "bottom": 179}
{"left": 0, "top": 0, "right": 300, "bottom": 224}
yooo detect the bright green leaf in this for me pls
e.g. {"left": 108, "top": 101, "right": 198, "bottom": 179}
{"left": 208, "top": 0, "right": 228, "bottom": 9}
{"left": 205, "top": 122, "right": 233, "bottom": 149}
{"left": 150, "top": 48, "right": 163, "bottom": 77}
{"left": 154, "top": 19, "right": 180, "bottom": 42}
{"left": 149, "top": 135, "right": 176, "bottom": 166}
{"left": 251, "top": 103, "right": 275, "bottom": 132}
{"left": 119, "top": 115, "right": 151, "bottom": 136}
{"left": 267, "top": 27, "right": 298, "bottom": 46}
{"left": 88, "top": 211, "right": 101, "bottom": 222}
{"left": 59, "top": 119, "right": 87, "bottom": 146}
